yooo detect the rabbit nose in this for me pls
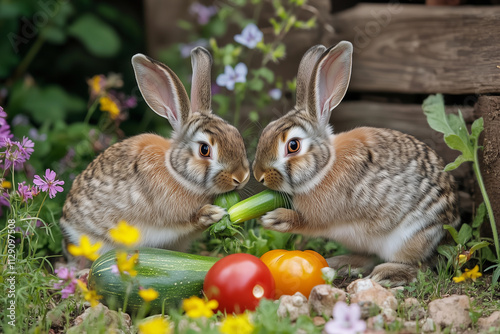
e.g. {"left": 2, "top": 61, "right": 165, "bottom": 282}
{"left": 232, "top": 178, "right": 240, "bottom": 185}
{"left": 258, "top": 176, "right": 265, "bottom": 183}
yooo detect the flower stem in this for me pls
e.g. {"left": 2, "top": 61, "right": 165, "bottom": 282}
{"left": 473, "top": 146, "right": 500, "bottom": 262}
{"left": 35, "top": 193, "right": 48, "bottom": 219}
{"left": 84, "top": 98, "right": 100, "bottom": 124}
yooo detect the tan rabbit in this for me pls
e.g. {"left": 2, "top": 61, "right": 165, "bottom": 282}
{"left": 253, "top": 42, "right": 460, "bottom": 286}
{"left": 60, "top": 47, "right": 250, "bottom": 255}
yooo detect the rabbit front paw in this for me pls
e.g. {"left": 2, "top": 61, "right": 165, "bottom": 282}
{"left": 196, "top": 204, "right": 227, "bottom": 227}
{"left": 260, "top": 208, "right": 300, "bottom": 233}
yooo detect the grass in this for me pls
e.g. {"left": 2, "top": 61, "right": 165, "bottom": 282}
{"left": 2, "top": 219, "right": 500, "bottom": 334}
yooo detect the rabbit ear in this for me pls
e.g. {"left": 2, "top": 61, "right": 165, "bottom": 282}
{"left": 307, "top": 41, "right": 352, "bottom": 128}
{"left": 132, "top": 54, "right": 191, "bottom": 133}
{"left": 190, "top": 47, "right": 213, "bottom": 114}
{"left": 295, "top": 45, "right": 326, "bottom": 109}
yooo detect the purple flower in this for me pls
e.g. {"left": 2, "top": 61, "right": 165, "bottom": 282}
{"left": 269, "top": 88, "right": 282, "bottom": 100}
{"left": 189, "top": 2, "right": 218, "bottom": 25}
{"left": 179, "top": 39, "right": 209, "bottom": 59}
{"left": 17, "top": 182, "right": 33, "bottom": 203}
{"left": 28, "top": 128, "right": 47, "bottom": 141}
{"left": 0, "top": 106, "right": 6, "bottom": 119}
{"left": 33, "top": 169, "right": 64, "bottom": 199}
{"left": 234, "top": 23, "right": 263, "bottom": 49}
{"left": 12, "top": 114, "right": 29, "bottom": 127}
{"left": 2, "top": 139, "right": 26, "bottom": 170}
{"left": 20, "top": 137, "right": 34, "bottom": 159}
{"left": 324, "top": 302, "right": 366, "bottom": 334}
{"left": 216, "top": 63, "right": 248, "bottom": 91}
{"left": 54, "top": 267, "right": 77, "bottom": 299}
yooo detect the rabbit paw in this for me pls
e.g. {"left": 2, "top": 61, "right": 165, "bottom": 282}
{"left": 368, "top": 263, "right": 418, "bottom": 287}
{"left": 260, "top": 208, "right": 299, "bottom": 233}
{"left": 196, "top": 204, "right": 227, "bottom": 227}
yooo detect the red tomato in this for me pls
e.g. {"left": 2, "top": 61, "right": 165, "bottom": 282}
{"left": 203, "top": 253, "right": 275, "bottom": 314}
{"left": 260, "top": 249, "right": 328, "bottom": 298}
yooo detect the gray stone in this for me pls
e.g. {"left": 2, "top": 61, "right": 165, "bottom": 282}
{"left": 308, "top": 284, "right": 347, "bottom": 317}
{"left": 477, "top": 311, "right": 500, "bottom": 330}
{"left": 277, "top": 292, "right": 309, "bottom": 321}
{"left": 428, "top": 295, "right": 471, "bottom": 330}
{"left": 68, "top": 303, "right": 131, "bottom": 334}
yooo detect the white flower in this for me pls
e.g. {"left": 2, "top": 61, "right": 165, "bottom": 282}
{"left": 216, "top": 63, "right": 248, "bottom": 91}
{"left": 269, "top": 88, "right": 282, "bottom": 100}
{"left": 234, "top": 23, "right": 263, "bottom": 49}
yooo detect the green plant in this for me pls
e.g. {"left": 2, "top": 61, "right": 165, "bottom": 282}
{"left": 422, "top": 94, "right": 500, "bottom": 284}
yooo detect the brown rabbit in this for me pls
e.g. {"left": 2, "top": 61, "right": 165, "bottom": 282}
{"left": 252, "top": 42, "right": 460, "bottom": 286}
{"left": 60, "top": 47, "right": 250, "bottom": 255}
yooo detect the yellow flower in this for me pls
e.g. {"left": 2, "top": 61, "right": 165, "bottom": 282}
{"left": 109, "top": 220, "right": 140, "bottom": 246}
{"left": 220, "top": 313, "right": 254, "bottom": 334}
{"left": 2, "top": 180, "right": 12, "bottom": 189}
{"left": 458, "top": 254, "right": 467, "bottom": 266}
{"left": 464, "top": 265, "right": 482, "bottom": 282}
{"left": 67, "top": 235, "right": 102, "bottom": 261}
{"left": 116, "top": 251, "right": 139, "bottom": 277}
{"left": 138, "top": 316, "right": 170, "bottom": 334}
{"left": 139, "top": 288, "right": 159, "bottom": 302}
{"left": 453, "top": 265, "right": 482, "bottom": 283}
{"left": 182, "top": 296, "right": 218, "bottom": 318}
{"left": 99, "top": 96, "right": 120, "bottom": 119}
{"left": 89, "top": 75, "right": 105, "bottom": 96}
{"left": 76, "top": 280, "right": 102, "bottom": 307}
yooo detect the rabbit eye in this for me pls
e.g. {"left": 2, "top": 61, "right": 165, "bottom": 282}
{"left": 199, "top": 143, "right": 211, "bottom": 157}
{"left": 287, "top": 139, "right": 300, "bottom": 154}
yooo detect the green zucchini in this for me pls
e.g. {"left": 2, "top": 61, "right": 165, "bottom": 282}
{"left": 88, "top": 248, "right": 219, "bottom": 314}
{"left": 214, "top": 191, "right": 241, "bottom": 209}
{"left": 227, "top": 189, "right": 292, "bottom": 224}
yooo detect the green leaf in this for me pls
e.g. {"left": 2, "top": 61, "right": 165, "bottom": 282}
{"left": 470, "top": 117, "right": 484, "bottom": 142}
{"left": 254, "top": 67, "right": 275, "bottom": 83}
{"left": 468, "top": 241, "right": 490, "bottom": 254}
{"left": 444, "top": 134, "right": 473, "bottom": 159}
{"left": 248, "top": 78, "right": 264, "bottom": 91}
{"left": 493, "top": 265, "right": 500, "bottom": 286}
{"left": 42, "top": 26, "right": 67, "bottom": 44}
{"left": 457, "top": 223, "right": 472, "bottom": 245}
{"left": 422, "top": 94, "right": 454, "bottom": 135}
{"left": 444, "top": 155, "right": 469, "bottom": 171}
{"left": 68, "top": 14, "right": 120, "bottom": 57}
{"left": 447, "top": 110, "right": 472, "bottom": 153}
{"left": 13, "top": 85, "right": 85, "bottom": 123}
{"left": 249, "top": 111, "right": 259, "bottom": 122}
{"left": 437, "top": 244, "right": 456, "bottom": 261}
{"left": 443, "top": 224, "right": 459, "bottom": 244}
{"left": 472, "top": 202, "right": 487, "bottom": 228}
{"left": 482, "top": 246, "right": 497, "bottom": 263}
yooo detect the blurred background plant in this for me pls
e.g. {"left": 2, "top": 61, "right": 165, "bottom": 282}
{"left": 0, "top": 0, "right": 337, "bottom": 261}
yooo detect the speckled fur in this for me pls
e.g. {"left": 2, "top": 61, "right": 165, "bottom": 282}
{"left": 253, "top": 43, "right": 459, "bottom": 286}
{"left": 61, "top": 48, "right": 249, "bottom": 255}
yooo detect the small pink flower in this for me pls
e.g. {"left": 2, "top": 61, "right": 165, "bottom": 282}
{"left": 54, "top": 267, "right": 78, "bottom": 299}
{"left": 17, "top": 182, "right": 33, "bottom": 203}
{"left": 33, "top": 169, "right": 64, "bottom": 199}
{"left": 324, "top": 302, "right": 366, "bottom": 334}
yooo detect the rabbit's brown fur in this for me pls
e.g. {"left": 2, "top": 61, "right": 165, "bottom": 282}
{"left": 253, "top": 42, "right": 459, "bottom": 286}
{"left": 61, "top": 48, "right": 249, "bottom": 255}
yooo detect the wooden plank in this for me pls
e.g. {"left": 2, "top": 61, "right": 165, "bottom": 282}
{"left": 474, "top": 96, "right": 500, "bottom": 231}
{"left": 331, "top": 101, "right": 474, "bottom": 177}
{"left": 329, "top": 4, "right": 500, "bottom": 94}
